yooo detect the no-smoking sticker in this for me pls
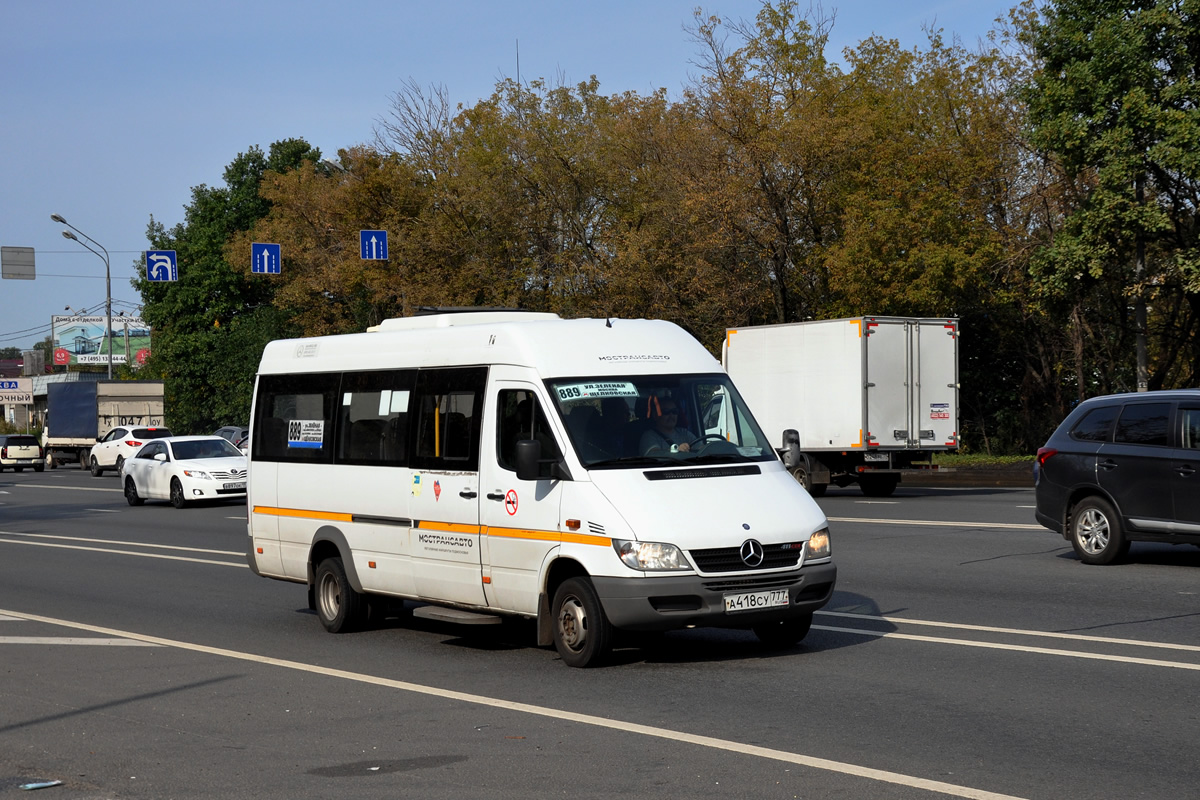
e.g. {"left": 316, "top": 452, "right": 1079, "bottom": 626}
{"left": 504, "top": 489, "right": 518, "bottom": 515}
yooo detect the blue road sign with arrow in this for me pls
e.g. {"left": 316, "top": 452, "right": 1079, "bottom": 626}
{"left": 146, "top": 250, "right": 178, "bottom": 282}
{"left": 360, "top": 230, "right": 388, "bottom": 261}
{"left": 252, "top": 242, "right": 281, "bottom": 274}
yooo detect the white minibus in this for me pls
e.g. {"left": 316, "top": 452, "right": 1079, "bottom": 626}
{"left": 246, "top": 311, "right": 836, "bottom": 667}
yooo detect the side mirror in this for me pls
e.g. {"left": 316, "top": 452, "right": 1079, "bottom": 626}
{"left": 154, "top": 452, "right": 167, "bottom": 462}
{"left": 515, "top": 439, "right": 571, "bottom": 482}
{"left": 780, "top": 429, "right": 801, "bottom": 468}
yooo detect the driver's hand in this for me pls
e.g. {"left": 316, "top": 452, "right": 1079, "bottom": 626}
{"left": 678, "top": 442, "right": 691, "bottom": 452}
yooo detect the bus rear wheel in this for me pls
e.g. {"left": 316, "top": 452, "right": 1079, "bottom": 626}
{"left": 315, "top": 557, "right": 365, "bottom": 633}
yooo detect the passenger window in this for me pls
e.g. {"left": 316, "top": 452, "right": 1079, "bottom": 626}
{"left": 1181, "top": 408, "right": 1200, "bottom": 449}
{"left": 1113, "top": 402, "right": 1170, "bottom": 446}
{"left": 497, "top": 389, "right": 561, "bottom": 477}
{"left": 411, "top": 367, "right": 487, "bottom": 471}
{"left": 1071, "top": 406, "right": 1119, "bottom": 442}
{"left": 336, "top": 370, "right": 415, "bottom": 466}
{"left": 252, "top": 373, "right": 340, "bottom": 463}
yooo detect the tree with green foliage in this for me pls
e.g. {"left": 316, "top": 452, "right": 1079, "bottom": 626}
{"left": 1024, "top": 0, "right": 1200, "bottom": 395}
{"left": 135, "top": 139, "right": 320, "bottom": 433}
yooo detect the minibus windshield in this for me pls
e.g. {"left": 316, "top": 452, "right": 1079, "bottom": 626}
{"left": 548, "top": 374, "right": 777, "bottom": 468}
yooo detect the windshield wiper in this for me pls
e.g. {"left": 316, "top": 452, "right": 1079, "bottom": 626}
{"left": 586, "top": 456, "right": 680, "bottom": 469}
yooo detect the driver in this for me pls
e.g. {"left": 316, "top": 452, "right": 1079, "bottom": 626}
{"left": 640, "top": 396, "right": 696, "bottom": 455}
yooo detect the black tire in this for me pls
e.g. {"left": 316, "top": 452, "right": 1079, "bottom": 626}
{"left": 124, "top": 476, "right": 144, "bottom": 506}
{"left": 115, "top": 455, "right": 124, "bottom": 476}
{"left": 170, "top": 477, "right": 187, "bottom": 509}
{"left": 859, "top": 475, "right": 899, "bottom": 497}
{"left": 47, "top": 454, "right": 56, "bottom": 470}
{"left": 34, "top": 463, "right": 44, "bottom": 472}
{"left": 551, "top": 577, "right": 613, "bottom": 667}
{"left": 753, "top": 613, "right": 813, "bottom": 648}
{"left": 89, "top": 456, "right": 103, "bottom": 477}
{"left": 314, "top": 557, "right": 365, "bottom": 633}
{"left": 1070, "top": 496, "right": 1129, "bottom": 565}
{"left": 790, "top": 465, "right": 826, "bottom": 497}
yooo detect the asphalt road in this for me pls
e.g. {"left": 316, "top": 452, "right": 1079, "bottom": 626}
{"left": 1, "top": 467, "right": 1198, "bottom": 799}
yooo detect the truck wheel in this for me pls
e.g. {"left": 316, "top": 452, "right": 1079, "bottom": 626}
{"left": 753, "top": 613, "right": 813, "bottom": 648}
{"left": 170, "top": 478, "right": 187, "bottom": 509}
{"left": 859, "top": 476, "right": 898, "bottom": 497}
{"left": 89, "top": 456, "right": 103, "bottom": 477}
{"left": 551, "top": 577, "right": 613, "bottom": 667}
{"left": 790, "top": 465, "right": 826, "bottom": 497}
{"left": 314, "top": 556, "right": 365, "bottom": 633}
{"left": 1070, "top": 496, "right": 1129, "bottom": 565}
{"left": 46, "top": 453, "right": 56, "bottom": 470}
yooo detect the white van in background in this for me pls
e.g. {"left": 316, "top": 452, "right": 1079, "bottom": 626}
{"left": 246, "top": 311, "right": 836, "bottom": 667}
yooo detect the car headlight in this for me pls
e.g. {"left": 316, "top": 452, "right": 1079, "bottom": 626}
{"left": 182, "top": 469, "right": 212, "bottom": 480}
{"left": 806, "top": 528, "right": 831, "bottom": 560}
{"left": 613, "top": 539, "right": 690, "bottom": 571}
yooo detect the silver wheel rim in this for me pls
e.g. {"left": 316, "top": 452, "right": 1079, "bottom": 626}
{"left": 557, "top": 595, "right": 587, "bottom": 653}
{"left": 1076, "top": 507, "right": 1110, "bottom": 555}
{"left": 171, "top": 481, "right": 183, "bottom": 505}
{"left": 318, "top": 571, "right": 340, "bottom": 621}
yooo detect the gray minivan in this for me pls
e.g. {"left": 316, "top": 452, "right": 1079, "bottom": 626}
{"left": 1034, "top": 390, "right": 1200, "bottom": 564}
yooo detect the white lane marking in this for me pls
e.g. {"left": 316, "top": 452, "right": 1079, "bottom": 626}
{"left": 855, "top": 500, "right": 899, "bottom": 505}
{"left": 0, "top": 607, "right": 1027, "bottom": 800}
{"left": 0, "top": 531, "right": 238, "bottom": 557}
{"left": 16, "top": 484, "right": 122, "bottom": 493}
{"left": 0, "top": 637, "right": 158, "bottom": 646}
{"left": 226, "top": 516, "right": 247, "bottom": 521}
{"left": 85, "top": 508, "right": 122, "bottom": 513}
{"left": 829, "top": 516, "right": 1044, "bottom": 530}
{"left": 813, "top": 625, "right": 1200, "bottom": 671}
{"left": 0, "top": 614, "right": 25, "bottom": 621}
{"left": 818, "top": 611, "right": 1200, "bottom": 654}
{"left": 0, "top": 536, "right": 244, "bottom": 568}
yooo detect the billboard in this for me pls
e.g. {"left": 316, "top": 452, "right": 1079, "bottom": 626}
{"left": 51, "top": 314, "right": 151, "bottom": 367}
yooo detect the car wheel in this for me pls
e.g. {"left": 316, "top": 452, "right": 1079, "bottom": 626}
{"left": 753, "top": 613, "right": 813, "bottom": 648}
{"left": 34, "top": 462, "right": 44, "bottom": 472}
{"left": 124, "top": 476, "right": 144, "bottom": 506}
{"left": 89, "top": 456, "right": 103, "bottom": 477}
{"left": 170, "top": 477, "right": 187, "bottom": 509}
{"left": 551, "top": 577, "right": 613, "bottom": 668}
{"left": 314, "top": 557, "right": 365, "bottom": 633}
{"left": 115, "top": 455, "right": 124, "bottom": 476}
{"left": 1070, "top": 496, "right": 1129, "bottom": 565}
{"left": 790, "top": 465, "right": 827, "bottom": 497}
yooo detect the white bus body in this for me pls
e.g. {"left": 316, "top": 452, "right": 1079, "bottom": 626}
{"left": 246, "top": 312, "right": 835, "bottom": 666}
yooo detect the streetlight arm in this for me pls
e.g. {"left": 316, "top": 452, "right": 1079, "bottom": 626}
{"left": 52, "top": 214, "right": 110, "bottom": 263}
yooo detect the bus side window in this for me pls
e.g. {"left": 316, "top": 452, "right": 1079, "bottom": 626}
{"left": 497, "top": 389, "right": 560, "bottom": 477}
{"left": 336, "top": 370, "right": 415, "bottom": 466}
{"left": 252, "top": 373, "right": 339, "bottom": 463}
{"left": 410, "top": 367, "right": 487, "bottom": 471}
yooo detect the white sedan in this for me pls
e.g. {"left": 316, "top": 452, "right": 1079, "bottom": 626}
{"left": 123, "top": 436, "right": 247, "bottom": 508}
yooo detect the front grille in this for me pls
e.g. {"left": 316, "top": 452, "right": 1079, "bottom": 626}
{"left": 689, "top": 542, "right": 804, "bottom": 573}
{"left": 210, "top": 470, "right": 246, "bottom": 481}
{"left": 702, "top": 574, "right": 800, "bottom": 592}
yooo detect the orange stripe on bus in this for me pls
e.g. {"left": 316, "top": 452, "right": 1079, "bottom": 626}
{"left": 416, "top": 520, "right": 482, "bottom": 535}
{"left": 253, "top": 506, "right": 352, "bottom": 522}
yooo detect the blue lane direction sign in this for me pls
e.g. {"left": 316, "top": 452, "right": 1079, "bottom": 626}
{"left": 252, "top": 242, "right": 281, "bottom": 274}
{"left": 360, "top": 230, "right": 388, "bottom": 261}
{"left": 146, "top": 250, "right": 178, "bottom": 282}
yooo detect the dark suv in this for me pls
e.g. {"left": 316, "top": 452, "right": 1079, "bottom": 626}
{"left": 1035, "top": 390, "right": 1200, "bottom": 564}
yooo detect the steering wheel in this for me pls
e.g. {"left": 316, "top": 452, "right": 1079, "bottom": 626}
{"left": 690, "top": 434, "right": 729, "bottom": 450}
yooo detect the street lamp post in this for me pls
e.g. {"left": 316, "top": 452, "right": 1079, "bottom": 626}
{"left": 51, "top": 214, "right": 113, "bottom": 380}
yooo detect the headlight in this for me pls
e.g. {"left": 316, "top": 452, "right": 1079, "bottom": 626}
{"left": 182, "top": 469, "right": 212, "bottom": 480}
{"left": 613, "top": 539, "right": 690, "bottom": 571}
{"left": 806, "top": 528, "right": 831, "bottom": 560}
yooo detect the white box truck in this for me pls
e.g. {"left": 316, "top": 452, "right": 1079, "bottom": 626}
{"left": 722, "top": 317, "right": 959, "bottom": 496}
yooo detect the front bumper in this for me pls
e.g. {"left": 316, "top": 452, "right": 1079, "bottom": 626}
{"left": 592, "top": 562, "right": 836, "bottom": 632}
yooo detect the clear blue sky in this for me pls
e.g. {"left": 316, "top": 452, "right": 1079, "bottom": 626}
{"left": 0, "top": 0, "right": 1011, "bottom": 353}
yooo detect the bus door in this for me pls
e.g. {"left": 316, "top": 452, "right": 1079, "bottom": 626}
{"left": 408, "top": 367, "right": 488, "bottom": 606}
{"left": 479, "top": 381, "right": 565, "bottom": 615}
